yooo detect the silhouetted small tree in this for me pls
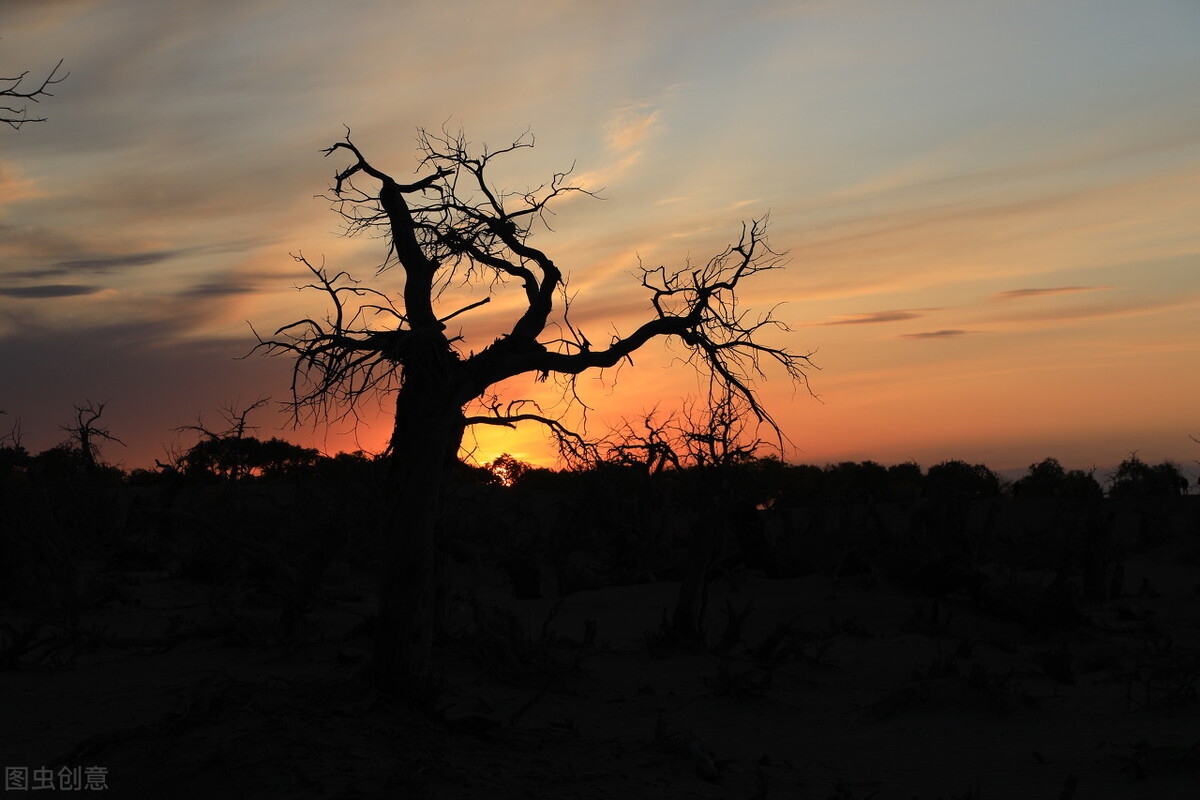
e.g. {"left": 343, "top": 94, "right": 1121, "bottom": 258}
{"left": 177, "top": 398, "right": 270, "bottom": 481}
{"left": 924, "top": 460, "right": 1000, "bottom": 504}
{"left": 822, "top": 460, "right": 889, "bottom": 504}
{"left": 1107, "top": 455, "right": 1188, "bottom": 498}
{"left": 485, "top": 452, "right": 533, "bottom": 487}
{"left": 181, "top": 435, "right": 319, "bottom": 481}
{"left": 60, "top": 401, "right": 124, "bottom": 473}
{"left": 0, "top": 411, "right": 28, "bottom": 473}
{"left": 1012, "top": 457, "right": 1102, "bottom": 500}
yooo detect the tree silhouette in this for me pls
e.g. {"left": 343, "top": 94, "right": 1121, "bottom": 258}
{"left": 177, "top": 398, "right": 268, "bottom": 481}
{"left": 589, "top": 393, "right": 770, "bottom": 639}
{"left": 1107, "top": 454, "right": 1188, "bottom": 498}
{"left": 1011, "top": 457, "right": 1101, "bottom": 500}
{"left": 255, "top": 128, "right": 813, "bottom": 691}
{"left": 0, "top": 410, "right": 29, "bottom": 473}
{"left": 174, "top": 399, "right": 323, "bottom": 481}
{"left": 923, "top": 460, "right": 1000, "bottom": 504}
{"left": 60, "top": 401, "right": 124, "bottom": 472}
{"left": 2, "top": 58, "right": 66, "bottom": 129}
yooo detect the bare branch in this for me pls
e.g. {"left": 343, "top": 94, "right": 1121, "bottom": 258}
{"left": 249, "top": 254, "right": 411, "bottom": 426}
{"left": 177, "top": 396, "right": 270, "bottom": 441}
{"left": 438, "top": 296, "right": 491, "bottom": 324}
{"left": 2, "top": 59, "right": 67, "bottom": 129}
{"left": 463, "top": 395, "right": 598, "bottom": 467}
{"left": 0, "top": 412, "right": 24, "bottom": 450}
{"left": 60, "top": 400, "right": 124, "bottom": 470}
{"left": 596, "top": 391, "right": 769, "bottom": 475}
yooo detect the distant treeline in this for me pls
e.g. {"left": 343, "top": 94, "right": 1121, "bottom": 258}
{"left": 0, "top": 425, "right": 1192, "bottom": 502}
{"left": 2, "top": 425, "right": 1197, "bottom": 620}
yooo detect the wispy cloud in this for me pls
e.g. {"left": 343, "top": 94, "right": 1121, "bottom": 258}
{"left": 994, "top": 286, "right": 1113, "bottom": 301}
{"left": 50, "top": 250, "right": 182, "bottom": 273}
{"left": 0, "top": 161, "right": 42, "bottom": 206}
{"left": 571, "top": 99, "right": 667, "bottom": 190}
{"left": 0, "top": 285, "right": 103, "bottom": 299}
{"left": 813, "top": 309, "right": 933, "bottom": 326}
{"left": 181, "top": 282, "right": 259, "bottom": 298}
{"left": 4, "top": 267, "right": 72, "bottom": 280}
{"left": 900, "top": 329, "right": 970, "bottom": 339}
{"left": 985, "top": 295, "right": 1196, "bottom": 325}
{"left": 606, "top": 104, "right": 660, "bottom": 155}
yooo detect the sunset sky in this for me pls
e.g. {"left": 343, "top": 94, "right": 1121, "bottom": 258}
{"left": 2, "top": 0, "right": 1198, "bottom": 479}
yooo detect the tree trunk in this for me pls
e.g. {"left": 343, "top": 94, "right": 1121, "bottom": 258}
{"left": 373, "top": 364, "right": 463, "bottom": 694}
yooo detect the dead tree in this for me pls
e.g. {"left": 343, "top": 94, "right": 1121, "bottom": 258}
{"left": 0, "top": 409, "right": 24, "bottom": 451}
{"left": 600, "top": 392, "right": 766, "bottom": 640}
{"left": 254, "top": 128, "right": 814, "bottom": 691}
{"left": 61, "top": 401, "right": 124, "bottom": 472}
{"left": 2, "top": 59, "right": 66, "bottom": 129}
{"left": 176, "top": 397, "right": 270, "bottom": 481}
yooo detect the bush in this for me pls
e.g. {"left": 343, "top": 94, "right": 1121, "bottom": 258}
{"left": 1108, "top": 455, "right": 1189, "bottom": 498}
{"left": 1012, "top": 457, "right": 1102, "bottom": 500}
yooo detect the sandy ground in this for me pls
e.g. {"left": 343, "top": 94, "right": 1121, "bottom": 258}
{"left": 3, "top": 539, "right": 1199, "bottom": 799}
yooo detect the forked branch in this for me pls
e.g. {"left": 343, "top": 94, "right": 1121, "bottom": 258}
{"left": 486, "top": 217, "right": 816, "bottom": 442}
{"left": 2, "top": 59, "right": 66, "bottom": 129}
{"left": 463, "top": 396, "right": 598, "bottom": 466}
{"left": 250, "top": 254, "right": 412, "bottom": 423}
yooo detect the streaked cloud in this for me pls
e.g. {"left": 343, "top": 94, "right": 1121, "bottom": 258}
{"left": 812, "top": 309, "right": 932, "bottom": 326}
{"left": 0, "top": 284, "right": 103, "bottom": 299}
{"left": 900, "top": 329, "right": 970, "bottom": 340}
{"left": 4, "top": 267, "right": 72, "bottom": 280}
{"left": 994, "top": 286, "right": 1114, "bottom": 301}
{"left": 50, "top": 250, "right": 181, "bottom": 273}
{"left": 180, "top": 282, "right": 260, "bottom": 298}
{"left": 985, "top": 295, "right": 1196, "bottom": 326}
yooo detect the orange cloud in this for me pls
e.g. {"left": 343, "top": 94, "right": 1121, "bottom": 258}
{"left": 994, "top": 286, "right": 1113, "bottom": 301}
{"left": 811, "top": 309, "right": 934, "bottom": 326}
{"left": 899, "top": 329, "right": 971, "bottom": 339}
{"left": 983, "top": 295, "right": 1196, "bottom": 326}
{"left": 0, "top": 161, "right": 42, "bottom": 205}
{"left": 606, "top": 105, "right": 660, "bottom": 154}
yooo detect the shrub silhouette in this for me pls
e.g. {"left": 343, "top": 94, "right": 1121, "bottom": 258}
{"left": 1107, "top": 455, "right": 1189, "bottom": 498}
{"left": 1012, "top": 457, "right": 1102, "bottom": 500}
{"left": 924, "top": 460, "right": 1000, "bottom": 504}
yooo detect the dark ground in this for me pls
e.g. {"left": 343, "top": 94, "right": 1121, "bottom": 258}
{"left": 4, "top": 531, "right": 1199, "bottom": 799}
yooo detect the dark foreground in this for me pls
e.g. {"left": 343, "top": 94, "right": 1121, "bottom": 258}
{"left": 4, "top": 536, "right": 1198, "bottom": 800}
